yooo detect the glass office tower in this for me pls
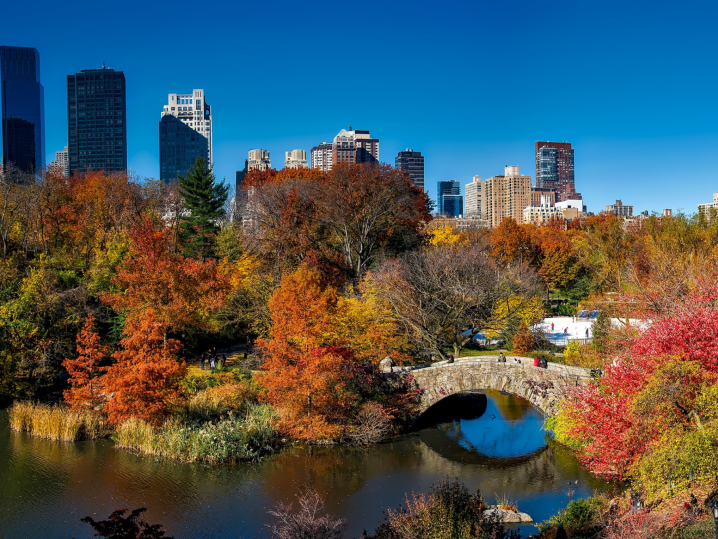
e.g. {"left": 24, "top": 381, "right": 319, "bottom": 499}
{"left": 395, "top": 149, "right": 425, "bottom": 190}
{"left": 1, "top": 46, "right": 45, "bottom": 173}
{"left": 437, "top": 180, "right": 463, "bottom": 217}
{"left": 67, "top": 67, "right": 127, "bottom": 175}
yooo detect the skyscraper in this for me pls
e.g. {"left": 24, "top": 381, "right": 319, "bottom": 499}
{"left": 284, "top": 149, "right": 308, "bottom": 169}
{"left": 464, "top": 176, "right": 482, "bottom": 217}
{"left": 159, "top": 89, "right": 212, "bottom": 182}
{"left": 535, "top": 141, "right": 580, "bottom": 202}
{"left": 437, "top": 180, "right": 463, "bottom": 218}
{"left": 310, "top": 142, "right": 332, "bottom": 171}
{"left": 67, "top": 66, "right": 126, "bottom": 175}
{"left": 1, "top": 46, "right": 45, "bottom": 173}
{"left": 395, "top": 149, "right": 424, "bottom": 190}
{"left": 331, "top": 127, "right": 379, "bottom": 168}
{"left": 482, "top": 166, "right": 532, "bottom": 228}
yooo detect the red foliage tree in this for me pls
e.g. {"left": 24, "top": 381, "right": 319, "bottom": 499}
{"left": 62, "top": 313, "right": 109, "bottom": 411}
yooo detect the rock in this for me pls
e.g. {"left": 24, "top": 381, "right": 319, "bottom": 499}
{"left": 379, "top": 356, "right": 395, "bottom": 373}
{"left": 483, "top": 507, "right": 533, "bottom": 523}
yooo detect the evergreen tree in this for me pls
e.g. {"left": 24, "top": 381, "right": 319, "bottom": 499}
{"left": 178, "top": 157, "right": 228, "bottom": 259}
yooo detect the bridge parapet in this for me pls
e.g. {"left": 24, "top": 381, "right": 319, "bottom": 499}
{"left": 394, "top": 356, "right": 591, "bottom": 416}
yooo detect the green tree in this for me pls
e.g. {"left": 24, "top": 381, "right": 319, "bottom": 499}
{"left": 178, "top": 157, "right": 228, "bottom": 259}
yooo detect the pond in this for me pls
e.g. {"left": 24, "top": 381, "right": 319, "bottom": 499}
{"left": 0, "top": 391, "right": 614, "bottom": 538}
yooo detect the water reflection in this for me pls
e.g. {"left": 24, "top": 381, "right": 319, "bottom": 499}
{"left": 0, "top": 393, "right": 616, "bottom": 539}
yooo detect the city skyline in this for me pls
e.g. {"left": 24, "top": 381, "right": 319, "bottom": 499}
{"left": 1, "top": 0, "right": 717, "bottom": 213}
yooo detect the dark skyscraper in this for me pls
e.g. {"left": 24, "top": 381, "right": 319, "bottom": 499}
{"left": 395, "top": 149, "right": 424, "bottom": 190}
{"left": 535, "top": 141, "right": 580, "bottom": 202}
{"left": 437, "top": 180, "right": 463, "bottom": 217}
{"left": 1, "top": 46, "right": 45, "bottom": 173}
{"left": 159, "top": 115, "right": 209, "bottom": 182}
{"left": 67, "top": 67, "right": 127, "bottom": 175}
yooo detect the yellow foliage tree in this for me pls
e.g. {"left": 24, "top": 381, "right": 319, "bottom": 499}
{"left": 427, "top": 222, "right": 466, "bottom": 246}
{"left": 485, "top": 295, "right": 545, "bottom": 339}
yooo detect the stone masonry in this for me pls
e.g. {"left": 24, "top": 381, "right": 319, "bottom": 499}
{"left": 393, "top": 357, "right": 592, "bottom": 416}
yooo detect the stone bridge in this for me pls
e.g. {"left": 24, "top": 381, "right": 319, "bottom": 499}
{"left": 391, "top": 356, "right": 592, "bottom": 416}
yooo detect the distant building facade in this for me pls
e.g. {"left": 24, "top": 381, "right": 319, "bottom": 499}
{"left": 464, "top": 176, "right": 483, "bottom": 217}
{"left": 698, "top": 193, "right": 718, "bottom": 221}
{"left": 535, "top": 141, "right": 580, "bottom": 202}
{"left": 604, "top": 199, "right": 633, "bottom": 218}
{"left": 555, "top": 199, "right": 586, "bottom": 222}
{"left": 49, "top": 146, "right": 69, "bottom": 177}
{"left": 523, "top": 194, "right": 564, "bottom": 225}
{"left": 284, "top": 149, "right": 308, "bottom": 169}
{"left": 1, "top": 46, "right": 45, "bottom": 173}
{"left": 531, "top": 187, "right": 556, "bottom": 207}
{"left": 310, "top": 142, "right": 332, "bottom": 171}
{"left": 159, "top": 89, "right": 212, "bottom": 182}
{"left": 437, "top": 180, "right": 463, "bottom": 217}
{"left": 67, "top": 67, "right": 127, "bottom": 175}
{"left": 482, "top": 165, "right": 532, "bottom": 228}
{"left": 248, "top": 149, "right": 270, "bottom": 171}
{"left": 395, "top": 149, "right": 424, "bottom": 190}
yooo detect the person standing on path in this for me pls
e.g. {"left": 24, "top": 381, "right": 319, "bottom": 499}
{"left": 210, "top": 357, "right": 216, "bottom": 370}
{"left": 200, "top": 356, "right": 205, "bottom": 370}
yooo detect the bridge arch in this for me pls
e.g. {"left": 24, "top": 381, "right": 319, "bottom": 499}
{"left": 393, "top": 357, "right": 591, "bottom": 417}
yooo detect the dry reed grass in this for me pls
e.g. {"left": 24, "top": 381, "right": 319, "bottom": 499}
{"left": 8, "top": 401, "right": 107, "bottom": 441}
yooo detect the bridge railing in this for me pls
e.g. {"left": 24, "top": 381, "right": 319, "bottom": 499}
{"left": 391, "top": 356, "right": 591, "bottom": 378}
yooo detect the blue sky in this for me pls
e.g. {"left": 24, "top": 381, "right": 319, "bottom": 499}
{"left": 4, "top": 0, "right": 717, "bottom": 213}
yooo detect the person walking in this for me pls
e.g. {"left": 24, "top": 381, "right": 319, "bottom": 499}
{"left": 210, "top": 357, "right": 216, "bottom": 370}
{"left": 585, "top": 328, "right": 589, "bottom": 338}
{"left": 551, "top": 322, "right": 554, "bottom": 331}
{"left": 200, "top": 355, "right": 205, "bottom": 371}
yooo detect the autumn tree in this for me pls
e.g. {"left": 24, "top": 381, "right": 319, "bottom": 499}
{"left": 178, "top": 157, "right": 228, "bottom": 259}
{"left": 62, "top": 314, "right": 108, "bottom": 411}
{"left": 103, "top": 309, "right": 187, "bottom": 425}
{"left": 369, "top": 241, "right": 539, "bottom": 360}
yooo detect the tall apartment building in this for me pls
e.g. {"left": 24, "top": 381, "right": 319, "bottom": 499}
{"left": 523, "top": 194, "right": 564, "bottom": 225}
{"left": 535, "top": 141, "right": 581, "bottom": 202}
{"left": 1, "top": 46, "right": 45, "bottom": 173}
{"left": 332, "top": 126, "right": 379, "bottom": 167}
{"left": 437, "top": 180, "right": 463, "bottom": 217}
{"left": 310, "top": 142, "right": 332, "bottom": 171}
{"left": 67, "top": 66, "right": 126, "bottom": 175}
{"left": 48, "top": 146, "right": 69, "bottom": 177}
{"left": 159, "top": 89, "right": 212, "bottom": 182}
{"left": 604, "top": 199, "right": 633, "bottom": 218}
{"left": 395, "top": 149, "right": 424, "bottom": 190}
{"left": 698, "top": 193, "right": 718, "bottom": 221}
{"left": 482, "top": 165, "right": 532, "bottom": 228}
{"left": 464, "top": 176, "right": 483, "bottom": 217}
{"left": 248, "top": 149, "right": 270, "bottom": 171}
{"left": 284, "top": 149, "right": 308, "bottom": 169}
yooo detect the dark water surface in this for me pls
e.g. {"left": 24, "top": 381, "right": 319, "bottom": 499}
{"left": 0, "top": 391, "right": 613, "bottom": 538}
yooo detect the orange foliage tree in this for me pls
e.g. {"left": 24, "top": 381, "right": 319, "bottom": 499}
{"left": 258, "top": 265, "right": 357, "bottom": 440}
{"left": 103, "top": 309, "right": 186, "bottom": 425}
{"left": 62, "top": 313, "right": 109, "bottom": 411}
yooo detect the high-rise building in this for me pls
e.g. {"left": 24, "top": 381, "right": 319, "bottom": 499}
{"left": 535, "top": 141, "right": 580, "bottom": 202}
{"left": 159, "top": 89, "right": 212, "bottom": 182}
{"left": 284, "top": 149, "right": 308, "bottom": 169}
{"left": 437, "top": 180, "right": 463, "bottom": 218}
{"left": 49, "top": 146, "right": 69, "bottom": 177}
{"left": 331, "top": 127, "right": 379, "bottom": 168}
{"left": 310, "top": 142, "right": 332, "bottom": 171}
{"left": 482, "top": 165, "right": 532, "bottom": 228}
{"left": 604, "top": 199, "right": 633, "bottom": 218}
{"left": 395, "top": 149, "right": 424, "bottom": 190}
{"left": 67, "top": 66, "right": 127, "bottom": 175}
{"left": 248, "top": 149, "right": 270, "bottom": 171}
{"left": 523, "top": 194, "right": 564, "bottom": 225}
{"left": 531, "top": 187, "right": 556, "bottom": 207}
{"left": 464, "top": 176, "right": 483, "bottom": 217}
{"left": 1, "top": 46, "right": 45, "bottom": 173}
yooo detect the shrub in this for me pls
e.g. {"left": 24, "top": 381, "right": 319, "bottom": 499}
{"left": 563, "top": 341, "right": 602, "bottom": 369}
{"left": 8, "top": 401, "right": 107, "bottom": 441}
{"left": 265, "top": 487, "right": 345, "bottom": 539}
{"left": 364, "top": 478, "right": 520, "bottom": 539}
{"left": 81, "top": 508, "right": 172, "bottom": 539}
{"left": 113, "top": 404, "right": 278, "bottom": 463}
{"left": 538, "top": 497, "right": 609, "bottom": 539}
{"left": 346, "top": 402, "right": 392, "bottom": 445}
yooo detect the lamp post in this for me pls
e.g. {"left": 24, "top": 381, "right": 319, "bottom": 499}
{"left": 711, "top": 499, "right": 718, "bottom": 539}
